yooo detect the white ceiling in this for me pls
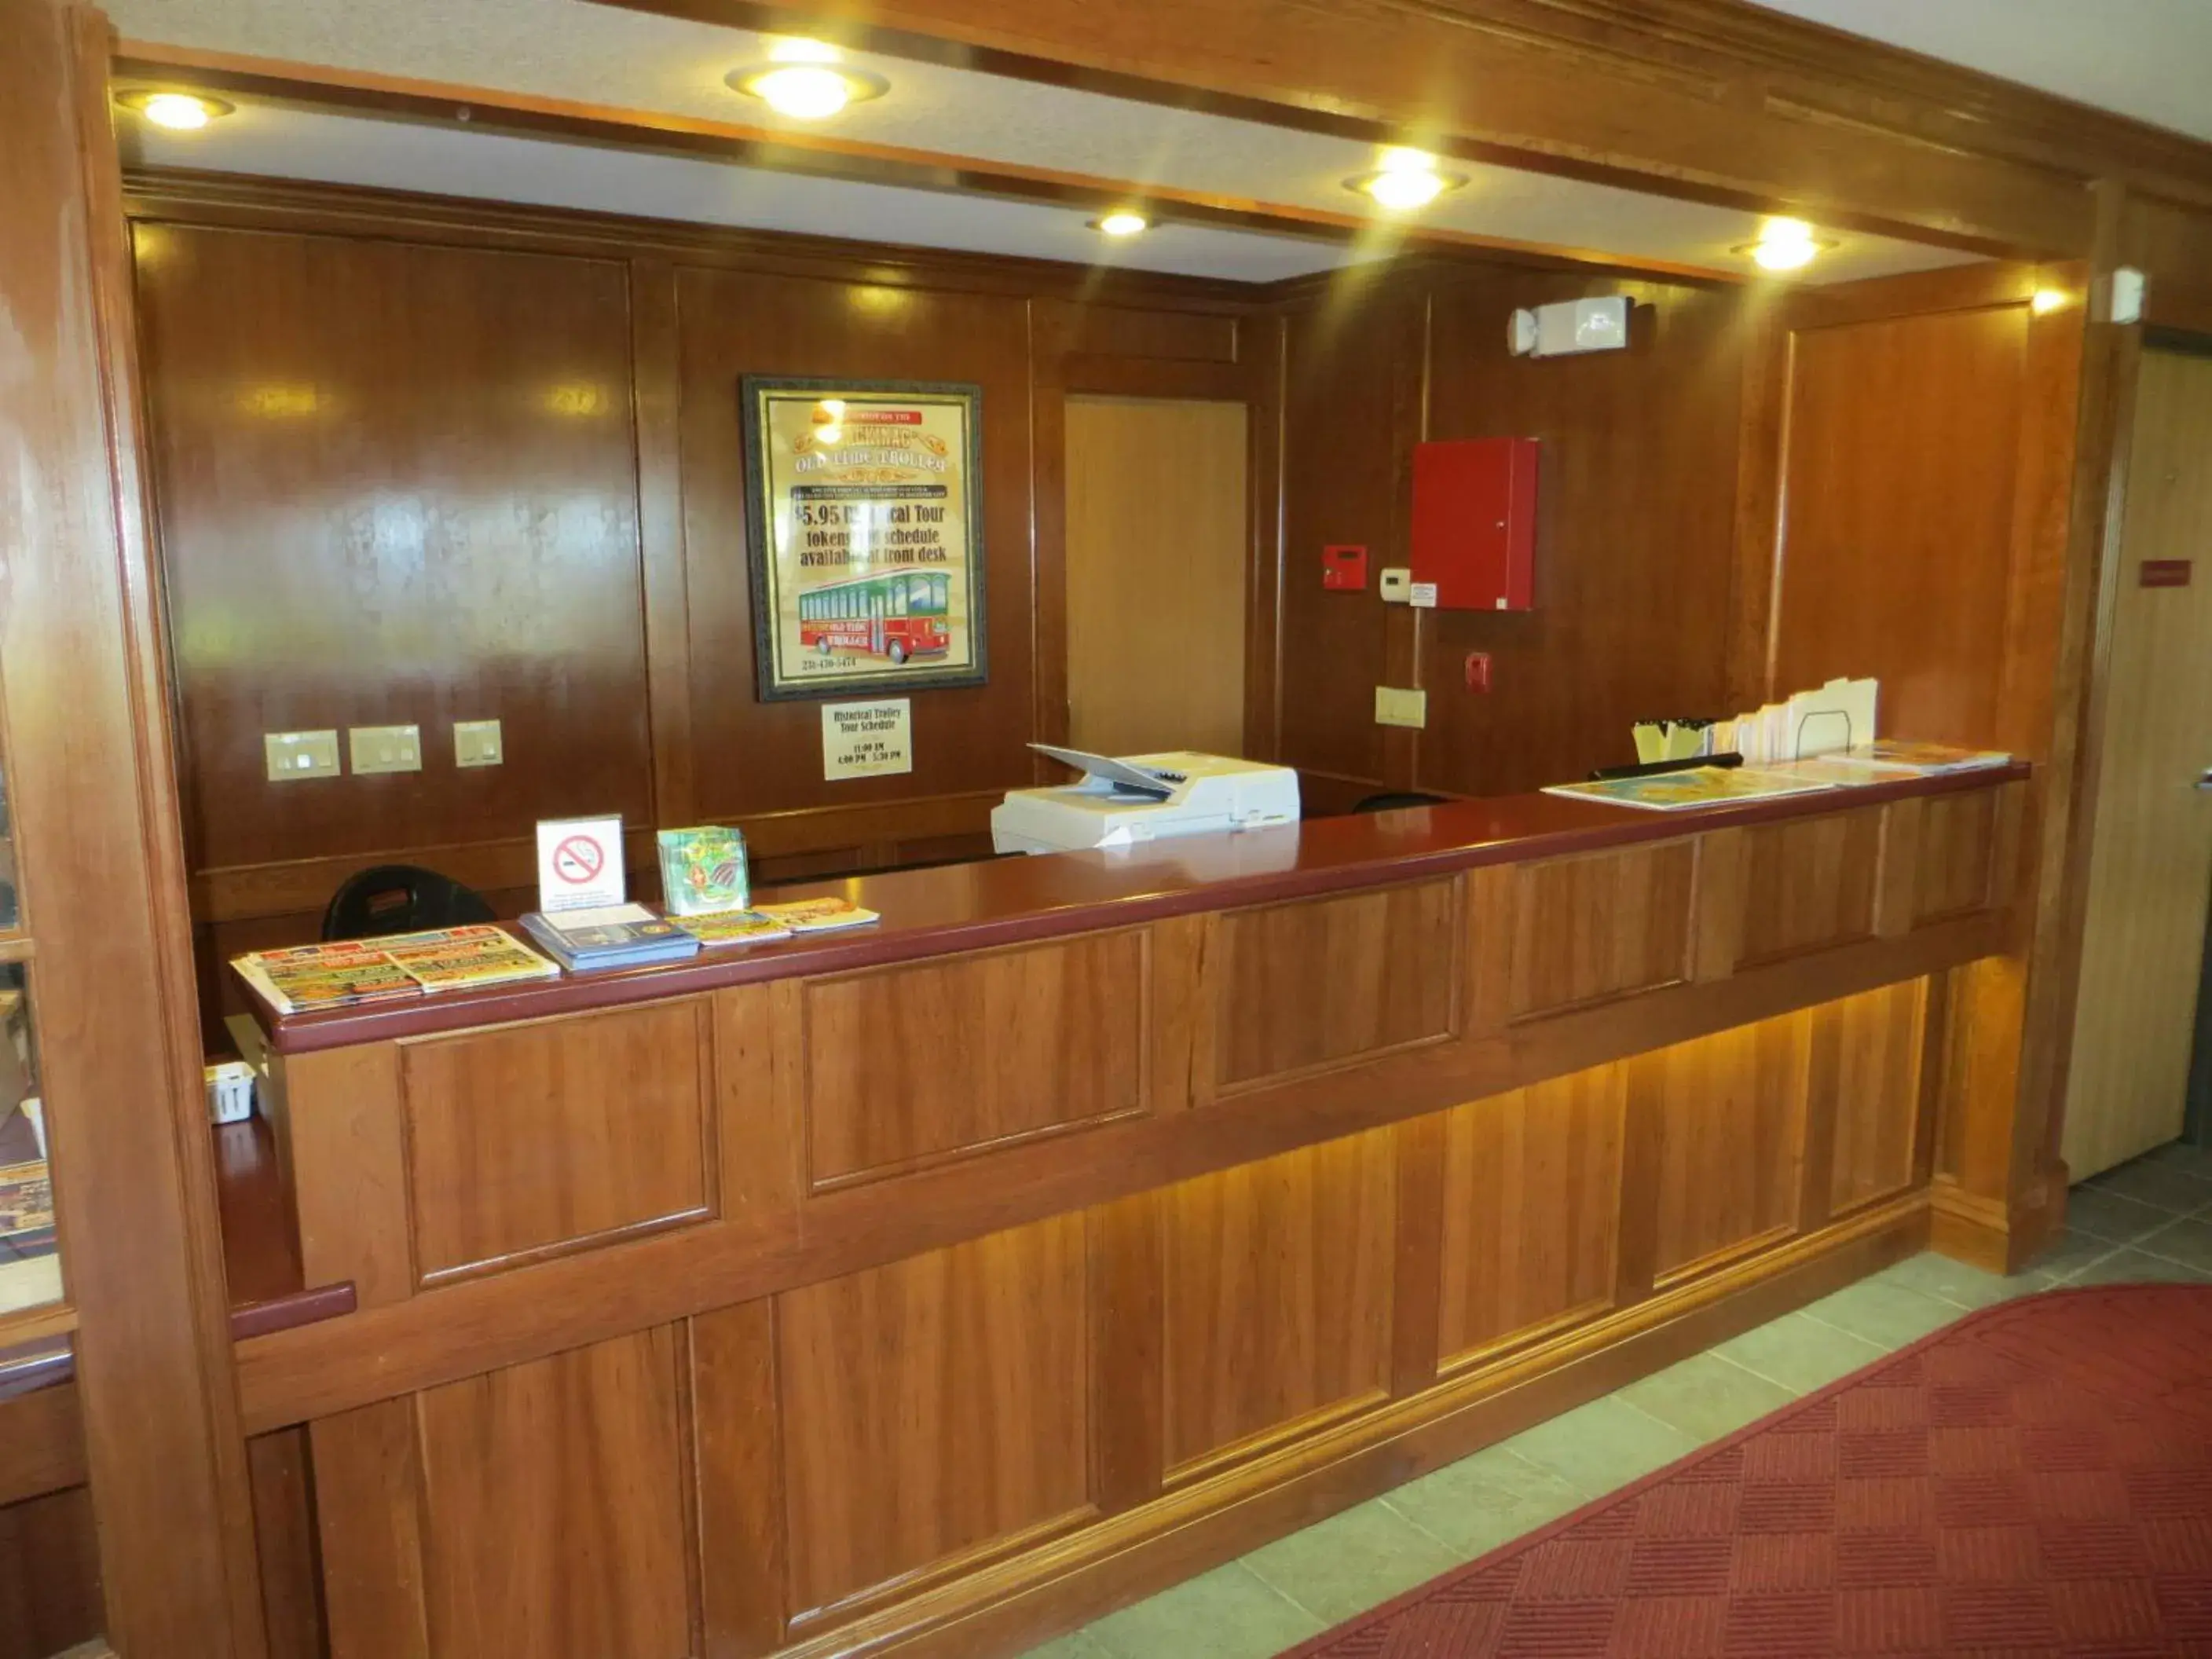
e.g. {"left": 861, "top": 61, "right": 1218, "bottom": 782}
{"left": 1744, "top": 0, "right": 2212, "bottom": 143}
{"left": 128, "top": 104, "right": 1379, "bottom": 284}
{"left": 107, "top": 0, "right": 1979, "bottom": 285}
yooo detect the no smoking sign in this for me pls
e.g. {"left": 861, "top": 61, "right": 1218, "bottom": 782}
{"left": 535, "top": 815, "right": 625, "bottom": 914}
{"left": 552, "top": 835, "right": 604, "bottom": 884}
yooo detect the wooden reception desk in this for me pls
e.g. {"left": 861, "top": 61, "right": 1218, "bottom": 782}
{"left": 236, "top": 767, "right": 2038, "bottom": 1659}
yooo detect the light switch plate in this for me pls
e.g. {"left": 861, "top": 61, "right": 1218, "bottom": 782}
{"left": 1374, "top": 686, "right": 1428, "bottom": 729}
{"left": 453, "top": 719, "right": 504, "bottom": 768}
{"left": 349, "top": 724, "right": 422, "bottom": 775}
{"left": 263, "top": 730, "right": 340, "bottom": 782}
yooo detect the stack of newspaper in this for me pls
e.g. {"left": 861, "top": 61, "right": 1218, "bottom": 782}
{"left": 232, "top": 925, "right": 559, "bottom": 1015}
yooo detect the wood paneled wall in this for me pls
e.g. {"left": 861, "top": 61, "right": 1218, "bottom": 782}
{"left": 126, "top": 183, "right": 1272, "bottom": 1038}
{"left": 1274, "top": 265, "right": 1750, "bottom": 800}
{"left": 1270, "top": 257, "right": 2082, "bottom": 810}
{"left": 129, "top": 178, "right": 2082, "bottom": 1062}
{"left": 1751, "top": 264, "right": 2086, "bottom": 753}
{"left": 133, "top": 225, "right": 655, "bottom": 870}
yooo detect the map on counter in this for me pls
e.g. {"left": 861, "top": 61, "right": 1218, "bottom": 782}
{"left": 1839, "top": 740, "right": 2012, "bottom": 775}
{"left": 1542, "top": 766, "right": 1840, "bottom": 813}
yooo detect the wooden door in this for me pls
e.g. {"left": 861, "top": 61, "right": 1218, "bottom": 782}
{"left": 0, "top": 5, "right": 266, "bottom": 1655}
{"left": 1064, "top": 397, "right": 1249, "bottom": 757}
{"left": 2063, "top": 346, "right": 2212, "bottom": 1177}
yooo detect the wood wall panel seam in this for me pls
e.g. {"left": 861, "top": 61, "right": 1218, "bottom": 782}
{"left": 632, "top": 256, "right": 698, "bottom": 829}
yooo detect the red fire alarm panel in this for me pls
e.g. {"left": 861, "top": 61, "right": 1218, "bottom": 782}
{"left": 1321, "top": 544, "right": 1368, "bottom": 591}
{"left": 1410, "top": 437, "right": 1540, "bottom": 611}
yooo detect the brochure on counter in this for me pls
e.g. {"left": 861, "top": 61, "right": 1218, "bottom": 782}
{"left": 519, "top": 904, "right": 702, "bottom": 971}
{"left": 644, "top": 897, "right": 881, "bottom": 950}
{"left": 518, "top": 896, "right": 881, "bottom": 969}
{"left": 233, "top": 925, "right": 559, "bottom": 1016}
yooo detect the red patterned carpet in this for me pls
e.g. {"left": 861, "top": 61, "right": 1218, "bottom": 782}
{"left": 1282, "top": 1286, "right": 2212, "bottom": 1657}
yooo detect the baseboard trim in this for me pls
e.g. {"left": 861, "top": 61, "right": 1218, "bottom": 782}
{"left": 1928, "top": 1165, "right": 2069, "bottom": 1275}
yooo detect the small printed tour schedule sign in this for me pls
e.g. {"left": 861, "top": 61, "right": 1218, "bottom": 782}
{"left": 821, "top": 700, "right": 913, "bottom": 781}
{"left": 536, "top": 815, "right": 626, "bottom": 913}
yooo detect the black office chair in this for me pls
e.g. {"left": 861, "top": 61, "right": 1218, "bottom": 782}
{"left": 320, "top": 864, "right": 496, "bottom": 941}
{"left": 1350, "top": 791, "right": 1449, "bottom": 814}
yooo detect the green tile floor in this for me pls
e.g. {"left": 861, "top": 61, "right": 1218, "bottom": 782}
{"left": 1021, "top": 1138, "right": 2212, "bottom": 1659}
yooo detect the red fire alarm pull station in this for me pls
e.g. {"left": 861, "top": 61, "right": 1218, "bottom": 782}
{"left": 1410, "top": 437, "right": 1540, "bottom": 610}
{"left": 1320, "top": 544, "right": 1368, "bottom": 591}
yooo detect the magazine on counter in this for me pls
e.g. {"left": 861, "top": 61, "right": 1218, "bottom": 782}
{"left": 233, "top": 925, "right": 558, "bottom": 1016}
{"left": 0, "top": 1159, "right": 54, "bottom": 1247}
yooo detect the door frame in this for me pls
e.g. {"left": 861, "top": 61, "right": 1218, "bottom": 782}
{"left": 2029, "top": 203, "right": 2212, "bottom": 1187}
{"left": 0, "top": 5, "right": 266, "bottom": 1653}
{"left": 1033, "top": 331, "right": 1283, "bottom": 776}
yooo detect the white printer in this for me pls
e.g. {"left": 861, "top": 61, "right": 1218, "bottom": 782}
{"left": 991, "top": 745, "right": 1301, "bottom": 855}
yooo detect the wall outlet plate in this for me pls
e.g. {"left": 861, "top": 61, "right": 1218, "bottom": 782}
{"left": 453, "top": 719, "right": 504, "bottom": 768}
{"left": 1373, "top": 686, "right": 1428, "bottom": 729}
{"left": 263, "top": 730, "right": 340, "bottom": 782}
{"left": 349, "top": 724, "right": 422, "bottom": 775}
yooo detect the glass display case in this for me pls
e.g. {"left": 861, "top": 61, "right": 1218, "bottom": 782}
{"left": 0, "top": 778, "right": 59, "bottom": 1322}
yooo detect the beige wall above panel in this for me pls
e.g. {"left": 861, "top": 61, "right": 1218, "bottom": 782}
{"left": 1064, "top": 397, "right": 1249, "bottom": 759}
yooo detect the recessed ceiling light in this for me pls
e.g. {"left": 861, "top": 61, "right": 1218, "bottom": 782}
{"left": 1091, "top": 211, "right": 1149, "bottom": 237}
{"left": 1734, "top": 216, "right": 1836, "bottom": 272}
{"left": 1345, "top": 148, "right": 1465, "bottom": 213}
{"left": 727, "top": 42, "right": 887, "bottom": 120}
{"left": 117, "top": 90, "right": 235, "bottom": 131}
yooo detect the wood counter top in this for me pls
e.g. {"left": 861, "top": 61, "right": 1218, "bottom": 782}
{"left": 247, "top": 764, "right": 2029, "bottom": 1054}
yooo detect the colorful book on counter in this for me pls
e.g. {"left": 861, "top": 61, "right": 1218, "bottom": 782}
{"left": 671, "top": 899, "right": 880, "bottom": 947}
{"left": 233, "top": 925, "right": 558, "bottom": 1015}
{"left": 1542, "top": 765, "right": 1840, "bottom": 813}
{"left": 678, "top": 910, "right": 793, "bottom": 948}
{"left": 753, "top": 896, "right": 881, "bottom": 934}
{"left": 519, "top": 904, "right": 702, "bottom": 972}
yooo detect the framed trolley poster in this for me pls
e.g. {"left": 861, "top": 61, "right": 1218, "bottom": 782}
{"left": 742, "top": 375, "right": 988, "bottom": 701}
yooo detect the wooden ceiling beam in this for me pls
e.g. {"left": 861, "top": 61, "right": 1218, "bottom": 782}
{"left": 110, "top": 41, "right": 1745, "bottom": 283}
{"left": 595, "top": 0, "right": 2136, "bottom": 257}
